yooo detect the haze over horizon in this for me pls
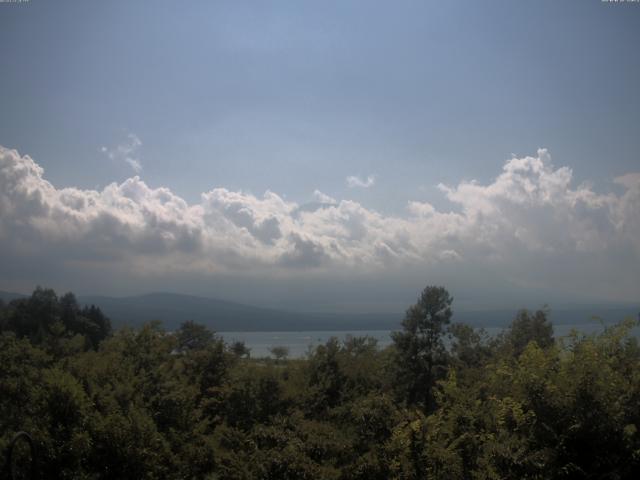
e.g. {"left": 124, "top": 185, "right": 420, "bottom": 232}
{"left": 1, "top": 1, "right": 639, "bottom": 314}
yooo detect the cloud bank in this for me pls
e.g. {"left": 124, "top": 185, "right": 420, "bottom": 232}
{"left": 0, "top": 145, "right": 638, "bottom": 303}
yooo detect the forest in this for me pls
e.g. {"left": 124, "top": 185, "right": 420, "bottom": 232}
{"left": 1, "top": 286, "right": 639, "bottom": 479}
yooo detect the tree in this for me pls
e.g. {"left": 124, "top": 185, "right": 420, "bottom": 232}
{"left": 177, "top": 320, "right": 215, "bottom": 352}
{"left": 7, "top": 287, "right": 60, "bottom": 342}
{"left": 0, "top": 299, "right": 8, "bottom": 332}
{"left": 230, "top": 340, "right": 251, "bottom": 358}
{"left": 2, "top": 289, "right": 111, "bottom": 351}
{"left": 502, "top": 308, "right": 554, "bottom": 356}
{"left": 448, "top": 323, "right": 491, "bottom": 368}
{"left": 59, "top": 293, "right": 112, "bottom": 350}
{"left": 391, "top": 286, "right": 453, "bottom": 410}
{"left": 269, "top": 346, "right": 289, "bottom": 361}
{"left": 80, "top": 304, "right": 112, "bottom": 348}
{"left": 59, "top": 292, "right": 80, "bottom": 330}
{"left": 306, "top": 338, "right": 346, "bottom": 414}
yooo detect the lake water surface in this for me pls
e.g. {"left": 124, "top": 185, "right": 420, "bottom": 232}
{"left": 220, "top": 321, "right": 638, "bottom": 358}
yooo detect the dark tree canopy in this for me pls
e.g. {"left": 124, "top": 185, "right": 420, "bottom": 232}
{"left": 269, "top": 345, "right": 289, "bottom": 361}
{"left": 503, "top": 307, "right": 554, "bottom": 356}
{"left": 0, "top": 287, "right": 111, "bottom": 350}
{"left": 391, "top": 285, "right": 453, "bottom": 410}
{"left": 230, "top": 340, "right": 251, "bottom": 358}
{"left": 2, "top": 285, "right": 639, "bottom": 480}
{"left": 177, "top": 320, "right": 215, "bottom": 351}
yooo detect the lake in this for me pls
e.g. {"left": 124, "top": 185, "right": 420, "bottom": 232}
{"left": 219, "top": 321, "right": 638, "bottom": 358}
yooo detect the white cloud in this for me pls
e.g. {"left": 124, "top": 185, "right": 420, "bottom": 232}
{"left": 313, "top": 189, "right": 337, "bottom": 205}
{"left": 346, "top": 174, "right": 376, "bottom": 188}
{"left": 1, "top": 145, "right": 639, "bottom": 301}
{"left": 101, "top": 133, "right": 143, "bottom": 173}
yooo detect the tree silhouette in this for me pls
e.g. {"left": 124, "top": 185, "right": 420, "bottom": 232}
{"left": 391, "top": 285, "right": 453, "bottom": 410}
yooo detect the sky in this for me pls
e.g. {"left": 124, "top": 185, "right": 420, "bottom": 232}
{"left": 1, "top": 0, "right": 639, "bottom": 314}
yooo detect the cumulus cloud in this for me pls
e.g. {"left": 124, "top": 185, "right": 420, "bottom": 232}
{"left": 1, "top": 145, "right": 639, "bottom": 301}
{"left": 101, "top": 133, "right": 143, "bottom": 173}
{"left": 346, "top": 174, "right": 376, "bottom": 188}
{"left": 313, "top": 189, "right": 337, "bottom": 205}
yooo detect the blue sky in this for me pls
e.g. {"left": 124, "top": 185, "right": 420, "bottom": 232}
{"left": 1, "top": 1, "right": 639, "bottom": 313}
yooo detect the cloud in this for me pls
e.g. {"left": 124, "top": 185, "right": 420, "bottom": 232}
{"left": 0, "top": 145, "right": 639, "bottom": 302}
{"left": 346, "top": 174, "right": 376, "bottom": 188}
{"left": 201, "top": 188, "right": 286, "bottom": 245}
{"left": 278, "top": 233, "right": 330, "bottom": 268}
{"left": 313, "top": 189, "right": 337, "bottom": 205}
{"left": 101, "top": 133, "right": 143, "bottom": 173}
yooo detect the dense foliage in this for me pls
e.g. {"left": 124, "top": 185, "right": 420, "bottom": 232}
{"left": 1, "top": 286, "right": 639, "bottom": 479}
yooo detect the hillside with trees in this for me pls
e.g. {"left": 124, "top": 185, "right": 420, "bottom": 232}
{"left": 1, "top": 286, "right": 639, "bottom": 479}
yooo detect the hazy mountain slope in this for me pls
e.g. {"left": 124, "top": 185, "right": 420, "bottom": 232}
{"left": 0, "top": 290, "right": 27, "bottom": 303}
{"left": 78, "top": 292, "right": 399, "bottom": 331}
{"left": 77, "top": 292, "right": 638, "bottom": 332}
{"left": 3, "top": 289, "right": 636, "bottom": 332}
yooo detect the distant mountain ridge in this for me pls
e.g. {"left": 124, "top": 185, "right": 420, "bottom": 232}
{"left": 78, "top": 292, "right": 400, "bottom": 331}
{"left": 2, "top": 290, "right": 637, "bottom": 332}
{"left": 0, "top": 290, "right": 26, "bottom": 303}
{"left": 69, "top": 293, "right": 640, "bottom": 332}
